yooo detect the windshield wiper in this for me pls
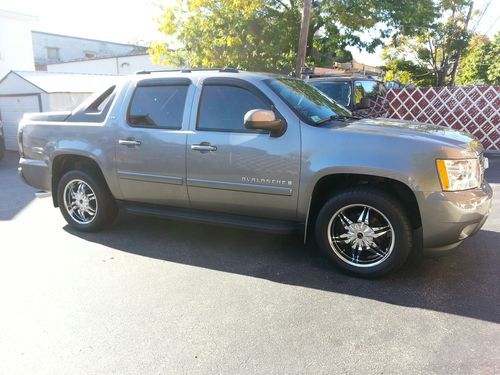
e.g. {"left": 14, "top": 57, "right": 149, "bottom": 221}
{"left": 315, "top": 114, "right": 362, "bottom": 125}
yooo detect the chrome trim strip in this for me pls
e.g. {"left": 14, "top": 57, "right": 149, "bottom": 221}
{"left": 117, "top": 171, "right": 183, "bottom": 185}
{"left": 187, "top": 178, "right": 292, "bottom": 196}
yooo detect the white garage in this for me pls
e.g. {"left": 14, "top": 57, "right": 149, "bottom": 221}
{"left": 0, "top": 71, "right": 117, "bottom": 150}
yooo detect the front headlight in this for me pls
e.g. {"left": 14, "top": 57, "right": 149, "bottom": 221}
{"left": 436, "top": 159, "right": 480, "bottom": 191}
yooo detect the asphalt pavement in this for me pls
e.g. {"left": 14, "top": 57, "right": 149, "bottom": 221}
{"left": 0, "top": 150, "right": 499, "bottom": 374}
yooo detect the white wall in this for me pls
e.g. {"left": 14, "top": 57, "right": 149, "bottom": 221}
{"left": 0, "top": 10, "right": 36, "bottom": 79}
{"left": 47, "top": 54, "right": 169, "bottom": 75}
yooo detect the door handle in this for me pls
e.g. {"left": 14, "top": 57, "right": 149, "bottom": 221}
{"left": 119, "top": 138, "right": 142, "bottom": 147}
{"left": 191, "top": 142, "right": 217, "bottom": 152}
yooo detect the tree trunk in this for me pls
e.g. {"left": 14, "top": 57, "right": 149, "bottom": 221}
{"left": 295, "top": 0, "right": 312, "bottom": 77}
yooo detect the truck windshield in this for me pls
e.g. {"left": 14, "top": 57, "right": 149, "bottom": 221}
{"left": 265, "top": 78, "right": 351, "bottom": 126}
{"left": 308, "top": 81, "right": 351, "bottom": 107}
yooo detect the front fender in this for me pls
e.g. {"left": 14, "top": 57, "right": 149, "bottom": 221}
{"left": 297, "top": 124, "right": 446, "bottom": 219}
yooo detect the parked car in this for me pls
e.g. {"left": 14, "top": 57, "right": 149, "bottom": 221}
{"left": 307, "top": 76, "right": 387, "bottom": 117}
{"left": 18, "top": 69, "right": 492, "bottom": 277}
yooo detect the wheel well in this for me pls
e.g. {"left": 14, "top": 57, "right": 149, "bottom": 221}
{"left": 307, "top": 174, "right": 422, "bottom": 237}
{"left": 51, "top": 155, "right": 106, "bottom": 207}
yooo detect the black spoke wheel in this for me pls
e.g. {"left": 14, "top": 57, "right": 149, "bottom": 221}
{"left": 315, "top": 187, "right": 412, "bottom": 277}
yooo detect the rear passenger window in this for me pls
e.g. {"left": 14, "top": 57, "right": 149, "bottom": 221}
{"left": 197, "top": 85, "right": 270, "bottom": 132}
{"left": 128, "top": 85, "right": 188, "bottom": 129}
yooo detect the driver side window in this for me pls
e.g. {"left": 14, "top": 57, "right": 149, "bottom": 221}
{"left": 197, "top": 85, "right": 271, "bottom": 132}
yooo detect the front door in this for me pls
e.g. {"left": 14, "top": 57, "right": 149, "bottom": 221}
{"left": 186, "top": 78, "right": 301, "bottom": 220}
{"left": 115, "top": 78, "right": 192, "bottom": 207}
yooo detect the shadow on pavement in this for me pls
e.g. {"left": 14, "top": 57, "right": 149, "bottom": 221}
{"left": 0, "top": 151, "right": 36, "bottom": 220}
{"left": 66, "top": 213, "right": 500, "bottom": 324}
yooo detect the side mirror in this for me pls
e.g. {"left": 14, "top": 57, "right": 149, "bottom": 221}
{"left": 355, "top": 97, "right": 371, "bottom": 110}
{"left": 244, "top": 109, "right": 286, "bottom": 137}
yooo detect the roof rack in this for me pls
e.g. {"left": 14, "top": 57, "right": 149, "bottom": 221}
{"left": 136, "top": 67, "right": 239, "bottom": 75}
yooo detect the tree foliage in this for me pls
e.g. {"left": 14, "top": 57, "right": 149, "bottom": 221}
{"left": 383, "top": 0, "right": 474, "bottom": 86}
{"left": 150, "top": 0, "right": 436, "bottom": 73}
{"left": 487, "top": 34, "right": 500, "bottom": 84}
{"left": 456, "top": 35, "right": 489, "bottom": 84}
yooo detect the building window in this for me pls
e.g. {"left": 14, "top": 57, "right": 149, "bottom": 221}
{"left": 46, "top": 47, "right": 59, "bottom": 61}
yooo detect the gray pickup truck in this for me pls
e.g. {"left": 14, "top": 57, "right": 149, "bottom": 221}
{"left": 18, "top": 69, "right": 492, "bottom": 277}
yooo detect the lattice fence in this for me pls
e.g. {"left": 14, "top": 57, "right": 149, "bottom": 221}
{"left": 384, "top": 86, "right": 500, "bottom": 151}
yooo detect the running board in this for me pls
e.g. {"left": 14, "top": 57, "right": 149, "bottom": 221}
{"left": 121, "top": 202, "right": 302, "bottom": 234}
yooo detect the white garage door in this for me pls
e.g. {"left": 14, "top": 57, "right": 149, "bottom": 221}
{"left": 0, "top": 95, "right": 41, "bottom": 151}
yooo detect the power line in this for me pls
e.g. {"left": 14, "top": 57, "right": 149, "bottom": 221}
{"left": 471, "top": 0, "right": 492, "bottom": 34}
{"left": 484, "top": 16, "right": 498, "bottom": 35}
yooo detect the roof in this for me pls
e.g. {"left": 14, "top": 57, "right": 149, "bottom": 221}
{"left": 0, "top": 9, "right": 37, "bottom": 21}
{"left": 31, "top": 30, "right": 148, "bottom": 49}
{"left": 130, "top": 69, "right": 283, "bottom": 83}
{"left": 4, "top": 71, "right": 118, "bottom": 93}
{"left": 46, "top": 53, "right": 150, "bottom": 65}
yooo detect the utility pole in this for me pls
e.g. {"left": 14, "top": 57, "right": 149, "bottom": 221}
{"left": 295, "top": 0, "right": 312, "bottom": 77}
{"left": 450, "top": 1, "right": 474, "bottom": 86}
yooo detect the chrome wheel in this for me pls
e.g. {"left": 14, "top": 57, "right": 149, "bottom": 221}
{"left": 327, "top": 204, "right": 395, "bottom": 268}
{"left": 63, "top": 179, "right": 98, "bottom": 224}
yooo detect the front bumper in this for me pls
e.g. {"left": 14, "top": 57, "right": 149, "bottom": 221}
{"left": 416, "top": 181, "right": 493, "bottom": 252}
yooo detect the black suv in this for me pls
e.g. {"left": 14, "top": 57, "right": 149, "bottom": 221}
{"left": 307, "top": 76, "right": 387, "bottom": 117}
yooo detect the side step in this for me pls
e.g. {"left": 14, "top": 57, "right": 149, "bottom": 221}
{"left": 121, "top": 202, "right": 302, "bottom": 234}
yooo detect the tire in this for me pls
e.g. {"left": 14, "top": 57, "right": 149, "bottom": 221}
{"left": 315, "top": 187, "right": 412, "bottom": 277}
{"left": 57, "top": 169, "right": 118, "bottom": 232}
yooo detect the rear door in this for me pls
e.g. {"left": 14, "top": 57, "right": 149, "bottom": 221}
{"left": 115, "top": 78, "right": 192, "bottom": 207}
{"left": 186, "top": 78, "right": 301, "bottom": 220}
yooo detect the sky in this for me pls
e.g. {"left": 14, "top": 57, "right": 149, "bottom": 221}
{"left": 2, "top": 0, "right": 499, "bottom": 67}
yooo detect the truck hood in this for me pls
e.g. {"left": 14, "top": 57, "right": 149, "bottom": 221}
{"left": 335, "top": 118, "right": 483, "bottom": 154}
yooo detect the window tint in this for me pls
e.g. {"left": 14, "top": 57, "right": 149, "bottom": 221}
{"left": 354, "top": 81, "right": 386, "bottom": 104}
{"left": 197, "top": 85, "right": 270, "bottom": 132}
{"left": 128, "top": 85, "right": 188, "bottom": 129}
{"left": 310, "top": 81, "right": 351, "bottom": 107}
{"left": 359, "top": 81, "right": 378, "bottom": 97}
{"left": 354, "top": 82, "right": 365, "bottom": 104}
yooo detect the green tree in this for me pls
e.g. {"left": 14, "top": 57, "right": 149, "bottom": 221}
{"left": 485, "top": 33, "right": 500, "bottom": 84}
{"left": 456, "top": 34, "right": 490, "bottom": 84}
{"left": 383, "top": 0, "right": 474, "bottom": 86}
{"left": 383, "top": 57, "right": 435, "bottom": 86}
{"left": 150, "top": 0, "right": 437, "bottom": 73}
{"left": 456, "top": 33, "right": 500, "bottom": 85}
